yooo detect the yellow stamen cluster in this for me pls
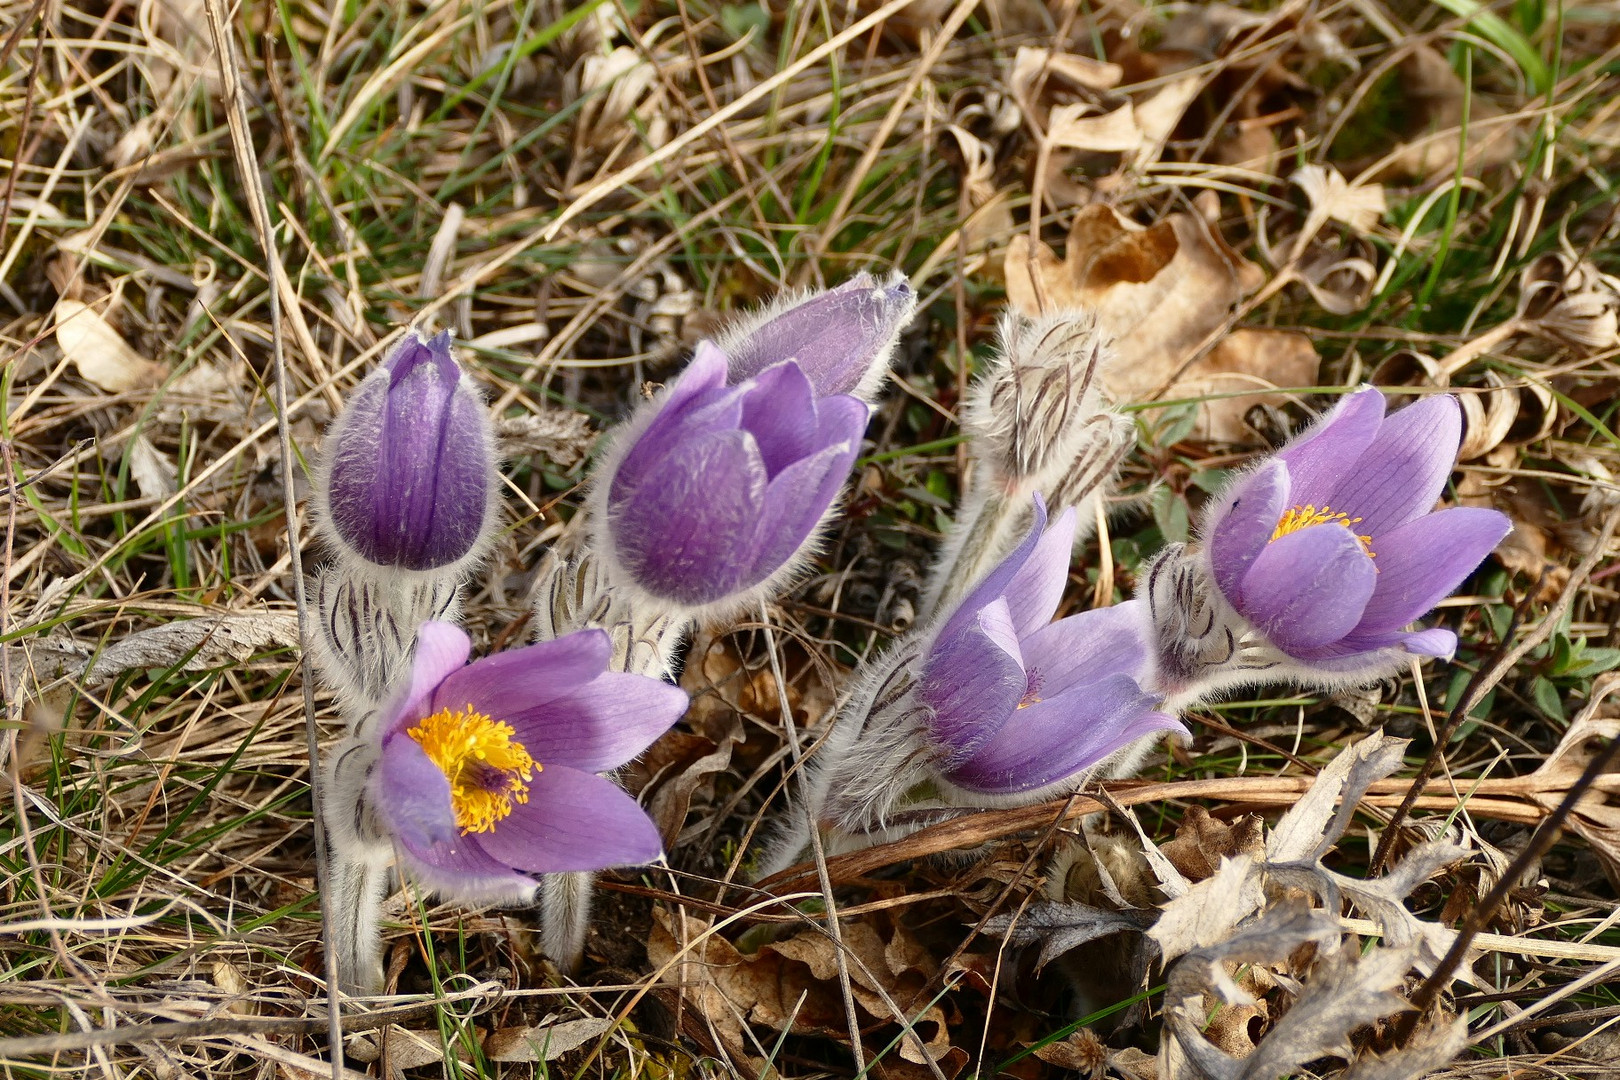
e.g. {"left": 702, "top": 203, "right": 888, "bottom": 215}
{"left": 407, "top": 706, "right": 539, "bottom": 835}
{"left": 1271, "top": 504, "right": 1375, "bottom": 558}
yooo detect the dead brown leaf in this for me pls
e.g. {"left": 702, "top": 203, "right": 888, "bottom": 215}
{"left": 1160, "top": 807, "right": 1267, "bottom": 883}
{"left": 1005, "top": 204, "right": 1317, "bottom": 443}
{"left": 51, "top": 298, "right": 168, "bottom": 393}
{"left": 1382, "top": 46, "right": 1520, "bottom": 180}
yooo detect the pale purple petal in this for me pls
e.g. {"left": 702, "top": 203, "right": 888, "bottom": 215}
{"left": 1205, "top": 459, "right": 1290, "bottom": 603}
{"left": 613, "top": 343, "right": 735, "bottom": 483}
{"left": 918, "top": 599, "right": 1026, "bottom": 760}
{"left": 1276, "top": 386, "right": 1385, "bottom": 500}
{"left": 1240, "top": 525, "right": 1378, "bottom": 653}
{"left": 739, "top": 361, "right": 819, "bottom": 475}
{"left": 1020, "top": 601, "right": 1150, "bottom": 697}
{"left": 1002, "top": 507, "right": 1077, "bottom": 637}
{"left": 1351, "top": 506, "right": 1508, "bottom": 634}
{"left": 1319, "top": 395, "right": 1462, "bottom": 535}
{"left": 431, "top": 628, "right": 610, "bottom": 720}
{"left": 381, "top": 621, "right": 471, "bottom": 738}
{"left": 472, "top": 765, "right": 664, "bottom": 873}
{"left": 1395, "top": 627, "right": 1457, "bottom": 657}
{"left": 935, "top": 495, "right": 1049, "bottom": 650}
{"left": 608, "top": 429, "right": 767, "bottom": 604}
{"left": 749, "top": 439, "right": 859, "bottom": 582}
{"left": 503, "top": 673, "right": 688, "bottom": 772}
{"left": 946, "top": 674, "right": 1185, "bottom": 794}
{"left": 726, "top": 274, "right": 915, "bottom": 396}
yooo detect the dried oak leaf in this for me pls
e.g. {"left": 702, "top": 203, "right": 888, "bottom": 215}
{"left": 1004, "top": 204, "right": 1317, "bottom": 444}
{"left": 51, "top": 298, "right": 167, "bottom": 393}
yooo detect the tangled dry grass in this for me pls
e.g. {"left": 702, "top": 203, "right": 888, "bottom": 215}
{"left": 3, "top": 0, "right": 1620, "bottom": 1077}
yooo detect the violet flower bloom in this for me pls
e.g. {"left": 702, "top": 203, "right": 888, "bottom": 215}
{"left": 593, "top": 341, "right": 868, "bottom": 617}
{"left": 1200, "top": 387, "right": 1510, "bottom": 675}
{"left": 717, "top": 271, "right": 917, "bottom": 401}
{"left": 317, "top": 330, "right": 497, "bottom": 573}
{"left": 370, "top": 622, "right": 686, "bottom": 901}
{"left": 920, "top": 498, "right": 1185, "bottom": 796}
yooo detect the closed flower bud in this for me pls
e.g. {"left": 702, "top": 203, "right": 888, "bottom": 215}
{"left": 717, "top": 270, "right": 917, "bottom": 402}
{"left": 591, "top": 341, "right": 868, "bottom": 619}
{"left": 316, "top": 330, "right": 498, "bottom": 574}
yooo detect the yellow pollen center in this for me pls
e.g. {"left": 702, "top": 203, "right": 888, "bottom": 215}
{"left": 1270, "top": 503, "right": 1376, "bottom": 558}
{"left": 407, "top": 706, "right": 539, "bottom": 835}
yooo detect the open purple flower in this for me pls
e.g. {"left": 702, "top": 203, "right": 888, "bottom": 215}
{"left": 717, "top": 271, "right": 917, "bottom": 401}
{"left": 593, "top": 341, "right": 868, "bottom": 616}
{"left": 920, "top": 498, "right": 1185, "bottom": 796}
{"left": 317, "top": 330, "right": 497, "bottom": 572}
{"left": 370, "top": 622, "right": 686, "bottom": 901}
{"left": 1200, "top": 388, "right": 1510, "bottom": 673}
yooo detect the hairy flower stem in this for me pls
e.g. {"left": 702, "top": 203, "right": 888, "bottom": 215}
{"left": 920, "top": 487, "right": 1022, "bottom": 622}
{"left": 530, "top": 548, "right": 691, "bottom": 970}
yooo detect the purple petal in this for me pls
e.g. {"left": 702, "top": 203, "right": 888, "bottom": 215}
{"left": 749, "top": 439, "right": 859, "bottom": 585}
{"left": 1205, "top": 459, "right": 1290, "bottom": 605}
{"left": 607, "top": 429, "right": 766, "bottom": 604}
{"left": 612, "top": 342, "right": 735, "bottom": 485}
{"left": 726, "top": 273, "right": 915, "bottom": 397}
{"left": 1351, "top": 506, "right": 1510, "bottom": 635}
{"left": 1020, "top": 600, "right": 1150, "bottom": 696}
{"left": 325, "top": 332, "right": 493, "bottom": 570}
{"left": 739, "top": 361, "right": 819, "bottom": 476}
{"left": 1395, "top": 627, "right": 1457, "bottom": 658}
{"left": 946, "top": 674, "right": 1186, "bottom": 794}
{"left": 1002, "top": 507, "right": 1077, "bottom": 637}
{"left": 918, "top": 598, "right": 1026, "bottom": 761}
{"left": 1321, "top": 395, "right": 1462, "bottom": 535}
{"left": 472, "top": 765, "right": 664, "bottom": 873}
{"left": 502, "top": 672, "right": 688, "bottom": 772}
{"left": 1240, "top": 525, "right": 1378, "bottom": 653}
{"left": 1276, "top": 387, "right": 1385, "bottom": 502}
{"left": 380, "top": 621, "right": 471, "bottom": 738}
{"left": 935, "top": 495, "right": 1048, "bottom": 650}
{"left": 431, "top": 628, "right": 611, "bottom": 721}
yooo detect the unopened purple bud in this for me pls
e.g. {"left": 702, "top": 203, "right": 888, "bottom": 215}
{"left": 592, "top": 342, "right": 867, "bottom": 616}
{"left": 318, "top": 330, "right": 497, "bottom": 573}
{"left": 719, "top": 271, "right": 917, "bottom": 401}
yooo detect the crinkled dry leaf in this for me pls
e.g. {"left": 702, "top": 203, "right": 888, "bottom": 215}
{"left": 1293, "top": 164, "right": 1386, "bottom": 236}
{"left": 57, "top": 613, "right": 304, "bottom": 686}
{"left": 1149, "top": 853, "right": 1267, "bottom": 964}
{"left": 1384, "top": 47, "right": 1519, "bottom": 180}
{"left": 1044, "top": 76, "right": 1201, "bottom": 169}
{"left": 52, "top": 299, "right": 167, "bottom": 392}
{"left": 1339, "top": 1018, "right": 1469, "bottom": 1080}
{"left": 484, "top": 1017, "right": 614, "bottom": 1062}
{"left": 984, "top": 900, "right": 1156, "bottom": 971}
{"left": 1517, "top": 251, "right": 1620, "bottom": 352}
{"left": 1161, "top": 807, "right": 1266, "bottom": 883}
{"left": 1523, "top": 682, "right": 1620, "bottom": 888}
{"left": 1267, "top": 731, "right": 1407, "bottom": 864}
{"left": 1008, "top": 46, "right": 1123, "bottom": 130}
{"left": 124, "top": 434, "right": 178, "bottom": 500}
{"left": 496, "top": 410, "right": 596, "bottom": 468}
{"left": 1005, "top": 205, "right": 1314, "bottom": 443}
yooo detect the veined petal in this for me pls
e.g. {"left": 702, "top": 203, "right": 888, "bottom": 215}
{"left": 503, "top": 673, "right": 688, "bottom": 772}
{"left": 1276, "top": 387, "right": 1385, "bottom": 500}
{"left": 1002, "top": 506, "right": 1077, "bottom": 637}
{"left": 1350, "top": 506, "right": 1508, "bottom": 634}
{"left": 377, "top": 733, "right": 459, "bottom": 852}
{"left": 1395, "top": 627, "right": 1457, "bottom": 658}
{"left": 473, "top": 765, "right": 664, "bottom": 873}
{"left": 934, "top": 495, "right": 1049, "bottom": 651}
{"left": 1205, "top": 459, "right": 1291, "bottom": 605}
{"left": 918, "top": 598, "right": 1026, "bottom": 761}
{"left": 1322, "top": 395, "right": 1462, "bottom": 535}
{"left": 1240, "top": 524, "right": 1377, "bottom": 653}
{"left": 946, "top": 674, "right": 1185, "bottom": 794}
{"left": 750, "top": 438, "right": 859, "bottom": 583}
{"left": 431, "top": 628, "right": 610, "bottom": 720}
{"left": 608, "top": 428, "right": 767, "bottom": 604}
{"left": 381, "top": 621, "right": 471, "bottom": 738}
{"left": 725, "top": 273, "right": 915, "bottom": 397}
{"left": 612, "top": 343, "right": 735, "bottom": 485}
{"left": 1019, "top": 600, "right": 1150, "bottom": 696}
{"left": 739, "top": 361, "right": 819, "bottom": 475}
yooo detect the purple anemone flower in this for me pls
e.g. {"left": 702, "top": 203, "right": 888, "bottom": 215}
{"left": 594, "top": 341, "right": 868, "bottom": 615}
{"left": 371, "top": 622, "right": 686, "bottom": 899}
{"left": 919, "top": 498, "right": 1185, "bottom": 796}
{"left": 318, "top": 330, "right": 496, "bottom": 572}
{"left": 1201, "top": 387, "right": 1510, "bottom": 670}
{"left": 718, "top": 271, "right": 917, "bottom": 401}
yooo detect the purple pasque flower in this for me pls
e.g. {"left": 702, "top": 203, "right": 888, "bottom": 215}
{"left": 370, "top": 621, "right": 686, "bottom": 901}
{"left": 317, "top": 330, "right": 497, "bottom": 573}
{"left": 1200, "top": 387, "right": 1510, "bottom": 673}
{"left": 717, "top": 271, "right": 917, "bottom": 402}
{"left": 592, "top": 341, "right": 868, "bottom": 617}
{"left": 919, "top": 497, "right": 1185, "bottom": 796}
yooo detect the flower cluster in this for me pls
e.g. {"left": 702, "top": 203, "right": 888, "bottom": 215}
{"left": 307, "top": 272, "right": 1509, "bottom": 990}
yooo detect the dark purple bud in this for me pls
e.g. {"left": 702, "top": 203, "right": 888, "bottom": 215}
{"left": 319, "top": 330, "right": 497, "bottom": 572}
{"left": 719, "top": 271, "right": 917, "bottom": 400}
{"left": 593, "top": 342, "right": 868, "bottom": 616}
